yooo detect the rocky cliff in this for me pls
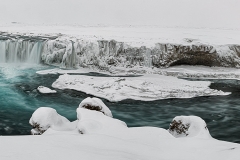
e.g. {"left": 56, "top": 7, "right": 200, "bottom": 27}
{"left": 1, "top": 32, "right": 240, "bottom": 69}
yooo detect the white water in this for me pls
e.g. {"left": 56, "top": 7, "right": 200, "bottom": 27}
{"left": 0, "top": 40, "right": 43, "bottom": 64}
{"left": 0, "top": 41, "right": 6, "bottom": 62}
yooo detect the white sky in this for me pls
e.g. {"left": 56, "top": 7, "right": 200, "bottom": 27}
{"left": 0, "top": 0, "right": 239, "bottom": 28}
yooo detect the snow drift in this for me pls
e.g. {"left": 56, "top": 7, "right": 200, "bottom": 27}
{"left": 26, "top": 97, "right": 240, "bottom": 160}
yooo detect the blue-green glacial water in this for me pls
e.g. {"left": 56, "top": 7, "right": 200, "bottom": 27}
{"left": 0, "top": 63, "right": 239, "bottom": 143}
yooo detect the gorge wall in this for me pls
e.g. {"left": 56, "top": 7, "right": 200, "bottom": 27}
{"left": 1, "top": 32, "right": 240, "bottom": 70}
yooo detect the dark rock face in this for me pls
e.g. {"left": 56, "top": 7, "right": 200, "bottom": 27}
{"left": 94, "top": 40, "right": 240, "bottom": 68}
{"left": 151, "top": 43, "right": 218, "bottom": 67}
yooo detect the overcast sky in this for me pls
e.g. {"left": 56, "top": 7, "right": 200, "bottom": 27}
{"left": 0, "top": 0, "right": 239, "bottom": 28}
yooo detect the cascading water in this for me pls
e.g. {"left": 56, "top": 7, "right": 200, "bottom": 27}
{"left": 28, "top": 41, "right": 44, "bottom": 64}
{"left": 0, "top": 32, "right": 54, "bottom": 64}
{"left": 0, "top": 39, "right": 44, "bottom": 64}
{"left": 0, "top": 41, "right": 6, "bottom": 62}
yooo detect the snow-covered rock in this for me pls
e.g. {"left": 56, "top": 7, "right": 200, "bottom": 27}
{"left": 168, "top": 116, "right": 211, "bottom": 138}
{"left": 23, "top": 98, "right": 240, "bottom": 160}
{"left": 77, "top": 108, "right": 127, "bottom": 135}
{"left": 29, "top": 107, "right": 76, "bottom": 135}
{"left": 37, "top": 86, "right": 56, "bottom": 94}
{"left": 79, "top": 97, "right": 112, "bottom": 117}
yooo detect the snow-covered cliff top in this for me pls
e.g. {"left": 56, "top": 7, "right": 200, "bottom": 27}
{"left": 1, "top": 23, "right": 240, "bottom": 47}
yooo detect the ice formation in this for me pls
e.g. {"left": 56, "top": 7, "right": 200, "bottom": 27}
{"left": 37, "top": 86, "right": 56, "bottom": 94}
{"left": 52, "top": 74, "right": 229, "bottom": 102}
{"left": 1, "top": 31, "right": 240, "bottom": 70}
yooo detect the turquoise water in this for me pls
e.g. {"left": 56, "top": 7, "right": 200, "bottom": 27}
{"left": 0, "top": 63, "right": 239, "bottom": 143}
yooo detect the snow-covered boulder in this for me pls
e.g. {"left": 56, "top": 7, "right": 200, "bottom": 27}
{"left": 37, "top": 86, "right": 57, "bottom": 94}
{"left": 77, "top": 98, "right": 172, "bottom": 140}
{"left": 77, "top": 108, "right": 127, "bottom": 135}
{"left": 29, "top": 107, "right": 76, "bottom": 135}
{"left": 168, "top": 116, "right": 211, "bottom": 138}
{"left": 79, "top": 97, "right": 112, "bottom": 117}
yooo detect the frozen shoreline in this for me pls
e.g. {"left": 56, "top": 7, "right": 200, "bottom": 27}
{"left": 1, "top": 97, "right": 238, "bottom": 160}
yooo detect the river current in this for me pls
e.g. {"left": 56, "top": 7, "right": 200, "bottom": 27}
{"left": 0, "top": 63, "right": 239, "bottom": 143}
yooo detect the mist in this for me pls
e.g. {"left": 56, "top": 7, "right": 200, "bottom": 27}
{"left": 0, "top": 0, "right": 239, "bottom": 28}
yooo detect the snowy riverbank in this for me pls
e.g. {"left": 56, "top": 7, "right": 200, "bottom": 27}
{"left": 2, "top": 97, "right": 238, "bottom": 160}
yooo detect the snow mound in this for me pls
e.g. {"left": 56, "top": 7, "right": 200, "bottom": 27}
{"left": 79, "top": 97, "right": 112, "bottom": 117}
{"left": 77, "top": 108, "right": 127, "bottom": 135}
{"left": 29, "top": 107, "right": 76, "bottom": 135}
{"left": 37, "top": 86, "right": 57, "bottom": 94}
{"left": 168, "top": 116, "right": 211, "bottom": 138}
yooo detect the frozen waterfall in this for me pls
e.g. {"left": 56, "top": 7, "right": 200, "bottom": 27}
{"left": 1, "top": 31, "right": 240, "bottom": 69}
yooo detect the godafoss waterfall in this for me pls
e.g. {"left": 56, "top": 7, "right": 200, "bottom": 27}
{"left": 0, "top": 32, "right": 239, "bottom": 144}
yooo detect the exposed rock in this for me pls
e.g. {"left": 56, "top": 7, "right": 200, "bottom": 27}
{"left": 78, "top": 97, "right": 112, "bottom": 117}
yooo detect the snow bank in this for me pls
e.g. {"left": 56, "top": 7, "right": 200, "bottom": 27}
{"left": 168, "top": 116, "right": 211, "bottom": 138}
{"left": 37, "top": 86, "right": 56, "bottom": 94}
{"left": 79, "top": 97, "right": 112, "bottom": 117}
{"left": 52, "top": 74, "right": 229, "bottom": 102}
{"left": 29, "top": 107, "right": 76, "bottom": 135}
{"left": 25, "top": 98, "right": 240, "bottom": 160}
